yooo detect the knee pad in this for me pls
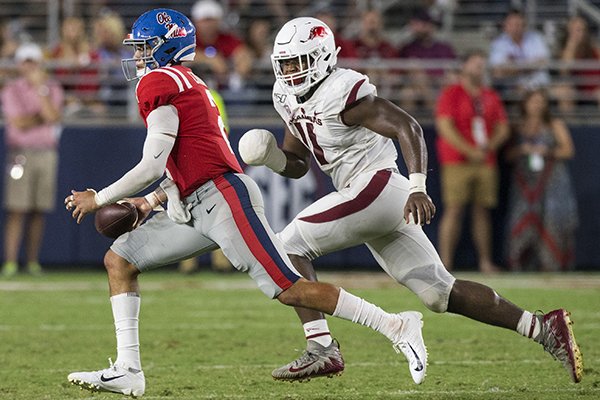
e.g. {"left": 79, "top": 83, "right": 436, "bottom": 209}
{"left": 403, "top": 263, "right": 456, "bottom": 313}
{"left": 417, "top": 282, "right": 452, "bottom": 313}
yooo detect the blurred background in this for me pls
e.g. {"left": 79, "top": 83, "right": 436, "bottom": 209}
{"left": 0, "top": 0, "right": 599, "bottom": 272}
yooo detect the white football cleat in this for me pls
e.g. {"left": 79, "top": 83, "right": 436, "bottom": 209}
{"left": 68, "top": 358, "right": 145, "bottom": 397}
{"left": 390, "top": 311, "right": 427, "bottom": 384}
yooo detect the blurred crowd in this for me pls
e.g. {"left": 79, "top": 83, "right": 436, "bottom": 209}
{"left": 0, "top": 1, "right": 598, "bottom": 119}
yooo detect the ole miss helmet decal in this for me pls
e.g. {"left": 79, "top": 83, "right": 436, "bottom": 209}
{"left": 300, "top": 26, "right": 327, "bottom": 43}
{"left": 156, "top": 11, "right": 188, "bottom": 38}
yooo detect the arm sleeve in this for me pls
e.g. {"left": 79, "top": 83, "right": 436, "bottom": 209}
{"left": 95, "top": 105, "right": 179, "bottom": 206}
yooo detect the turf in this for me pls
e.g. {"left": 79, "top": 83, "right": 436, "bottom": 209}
{"left": 0, "top": 271, "right": 598, "bottom": 399}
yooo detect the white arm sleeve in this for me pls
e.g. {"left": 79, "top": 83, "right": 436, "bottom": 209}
{"left": 95, "top": 105, "right": 179, "bottom": 206}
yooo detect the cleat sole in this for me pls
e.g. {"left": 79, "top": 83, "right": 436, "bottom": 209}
{"left": 564, "top": 311, "right": 584, "bottom": 383}
{"left": 273, "top": 370, "right": 344, "bottom": 383}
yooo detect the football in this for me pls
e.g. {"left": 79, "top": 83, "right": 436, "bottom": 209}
{"left": 94, "top": 201, "right": 139, "bottom": 239}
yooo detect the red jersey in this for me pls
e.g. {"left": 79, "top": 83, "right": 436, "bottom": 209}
{"left": 136, "top": 65, "right": 242, "bottom": 197}
{"left": 435, "top": 83, "right": 507, "bottom": 166}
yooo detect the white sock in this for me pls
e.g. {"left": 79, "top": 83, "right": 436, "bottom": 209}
{"left": 517, "top": 311, "right": 542, "bottom": 342}
{"left": 332, "top": 288, "right": 398, "bottom": 340}
{"left": 303, "top": 319, "right": 332, "bottom": 347}
{"left": 110, "top": 292, "right": 142, "bottom": 371}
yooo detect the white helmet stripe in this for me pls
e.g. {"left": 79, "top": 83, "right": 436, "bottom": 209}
{"left": 174, "top": 44, "right": 196, "bottom": 62}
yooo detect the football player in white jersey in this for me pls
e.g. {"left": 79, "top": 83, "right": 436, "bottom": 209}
{"left": 238, "top": 17, "right": 583, "bottom": 384}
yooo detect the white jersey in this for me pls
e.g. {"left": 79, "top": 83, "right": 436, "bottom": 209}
{"left": 272, "top": 68, "right": 398, "bottom": 190}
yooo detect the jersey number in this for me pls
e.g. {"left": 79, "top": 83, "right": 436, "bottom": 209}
{"left": 293, "top": 122, "right": 328, "bottom": 166}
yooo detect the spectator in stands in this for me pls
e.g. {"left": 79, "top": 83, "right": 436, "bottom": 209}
{"left": 315, "top": 7, "right": 358, "bottom": 59}
{"left": 505, "top": 89, "right": 577, "bottom": 271}
{"left": 552, "top": 15, "right": 600, "bottom": 113}
{"left": 435, "top": 50, "right": 510, "bottom": 273}
{"left": 0, "top": 19, "right": 21, "bottom": 60}
{"left": 1, "top": 43, "right": 64, "bottom": 277}
{"left": 49, "top": 16, "right": 100, "bottom": 116}
{"left": 191, "top": 0, "right": 252, "bottom": 91}
{"left": 91, "top": 12, "right": 130, "bottom": 113}
{"left": 245, "top": 18, "right": 272, "bottom": 64}
{"left": 229, "top": 0, "right": 288, "bottom": 28}
{"left": 351, "top": 9, "right": 398, "bottom": 60}
{"left": 420, "top": 0, "right": 456, "bottom": 22}
{"left": 237, "top": 18, "right": 276, "bottom": 104}
{"left": 398, "top": 8, "right": 457, "bottom": 112}
{"left": 489, "top": 9, "right": 550, "bottom": 100}
{"left": 350, "top": 9, "right": 399, "bottom": 98}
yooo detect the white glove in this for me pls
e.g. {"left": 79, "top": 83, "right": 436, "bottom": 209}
{"left": 238, "top": 129, "right": 286, "bottom": 173}
{"left": 160, "top": 178, "right": 191, "bottom": 224}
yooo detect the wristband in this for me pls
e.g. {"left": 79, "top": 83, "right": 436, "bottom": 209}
{"left": 408, "top": 173, "right": 427, "bottom": 194}
{"left": 144, "top": 191, "right": 163, "bottom": 210}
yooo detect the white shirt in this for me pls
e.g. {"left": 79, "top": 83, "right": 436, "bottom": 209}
{"left": 489, "top": 31, "right": 551, "bottom": 88}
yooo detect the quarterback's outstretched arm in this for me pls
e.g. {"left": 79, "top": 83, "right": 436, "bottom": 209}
{"left": 94, "top": 105, "right": 178, "bottom": 206}
{"left": 66, "top": 106, "right": 178, "bottom": 223}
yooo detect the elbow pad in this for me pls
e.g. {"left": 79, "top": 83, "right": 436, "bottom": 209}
{"left": 238, "top": 129, "right": 286, "bottom": 173}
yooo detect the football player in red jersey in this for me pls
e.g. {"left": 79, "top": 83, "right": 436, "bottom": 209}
{"left": 239, "top": 17, "right": 583, "bottom": 384}
{"left": 64, "top": 9, "right": 429, "bottom": 396}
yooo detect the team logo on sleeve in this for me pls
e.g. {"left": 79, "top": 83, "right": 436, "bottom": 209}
{"left": 274, "top": 92, "right": 287, "bottom": 103}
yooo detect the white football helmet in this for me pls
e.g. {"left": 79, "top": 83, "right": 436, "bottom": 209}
{"left": 271, "top": 17, "right": 340, "bottom": 96}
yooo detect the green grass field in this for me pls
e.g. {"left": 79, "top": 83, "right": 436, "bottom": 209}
{"left": 0, "top": 270, "right": 598, "bottom": 399}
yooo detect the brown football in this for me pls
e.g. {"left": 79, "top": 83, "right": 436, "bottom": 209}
{"left": 94, "top": 201, "right": 139, "bottom": 239}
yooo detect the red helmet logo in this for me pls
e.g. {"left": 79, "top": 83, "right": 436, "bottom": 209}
{"left": 300, "top": 26, "right": 328, "bottom": 43}
{"left": 308, "top": 26, "right": 327, "bottom": 40}
{"left": 165, "top": 23, "right": 188, "bottom": 38}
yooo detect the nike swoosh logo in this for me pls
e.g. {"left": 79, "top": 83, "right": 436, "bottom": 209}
{"left": 206, "top": 204, "right": 216, "bottom": 214}
{"left": 288, "top": 360, "right": 318, "bottom": 373}
{"left": 100, "top": 374, "right": 126, "bottom": 382}
{"left": 153, "top": 150, "right": 164, "bottom": 159}
{"left": 407, "top": 343, "right": 424, "bottom": 372}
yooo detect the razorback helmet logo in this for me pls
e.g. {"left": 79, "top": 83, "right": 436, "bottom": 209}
{"left": 301, "top": 26, "right": 327, "bottom": 43}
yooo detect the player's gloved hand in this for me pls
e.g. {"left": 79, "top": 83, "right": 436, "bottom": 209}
{"left": 160, "top": 178, "right": 191, "bottom": 224}
{"left": 238, "top": 129, "right": 286, "bottom": 173}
